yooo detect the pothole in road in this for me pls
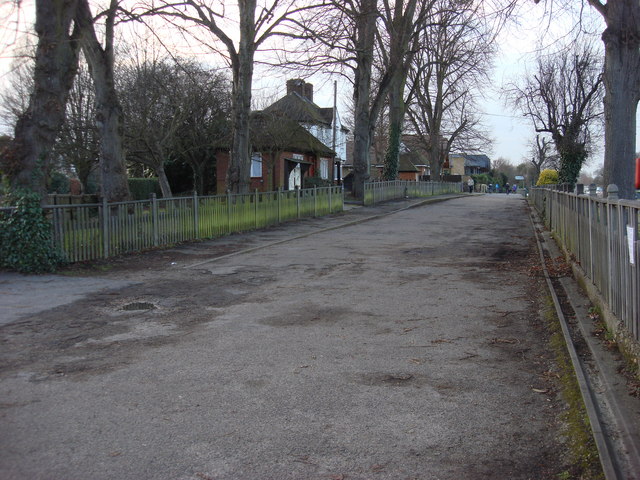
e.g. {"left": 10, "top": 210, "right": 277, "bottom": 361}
{"left": 121, "top": 302, "right": 157, "bottom": 311}
{"left": 353, "top": 372, "right": 427, "bottom": 387}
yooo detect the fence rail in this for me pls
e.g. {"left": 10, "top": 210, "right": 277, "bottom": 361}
{"left": 363, "top": 180, "right": 463, "bottom": 205}
{"left": 530, "top": 186, "right": 640, "bottom": 343}
{"left": 1, "top": 186, "right": 344, "bottom": 263}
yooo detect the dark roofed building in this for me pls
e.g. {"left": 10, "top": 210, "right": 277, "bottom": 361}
{"left": 449, "top": 153, "right": 491, "bottom": 177}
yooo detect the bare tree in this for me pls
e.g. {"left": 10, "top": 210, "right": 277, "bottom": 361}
{"left": 509, "top": 41, "right": 603, "bottom": 186}
{"left": 170, "top": 62, "right": 231, "bottom": 195}
{"left": 2, "top": 0, "right": 81, "bottom": 198}
{"left": 146, "top": 0, "right": 321, "bottom": 193}
{"left": 54, "top": 62, "right": 100, "bottom": 193}
{"left": 1, "top": 40, "right": 99, "bottom": 194}
{"left": 119, "top": 56, "right": 230, "bottom": 197}
{"left": 379, "top": 0, "right": 431, "bottom": 180}
{"left": 583, "top": 0, "right": 639, "bottom": 198}
{"left": 0, "top": 47, "right": 34, "bottom": 131}
{"left": 75, "top": 0, "right": 131, "bottom": 202}
{"left": 119, "top": 58, "right": 184, "bottom": 197}
{"left": 405, "top": 0, "right": 494, "bottom": 180}
{"left": 527, "top": 134, "right": 557, "bottom": 180}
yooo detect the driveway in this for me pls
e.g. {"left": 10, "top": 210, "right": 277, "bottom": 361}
{"left": 0, "top": 194, "right": 567, "bottom": 479}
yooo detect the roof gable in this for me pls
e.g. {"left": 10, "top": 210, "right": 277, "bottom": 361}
{"left": 250, "top": 112, "right": 335, "bottom": 156}
{"left": 262, "top": 92, "right": 331, "bottom": 126}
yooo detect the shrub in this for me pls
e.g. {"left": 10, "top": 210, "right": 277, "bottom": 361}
{"left": 537, "top": 169, "right": 559, "bottom": 186}
{"left": 303, "top": 175, "right": 332, "bottom": 188}
{"left": 48, "top": 171, "right": 70, "bottom": 194}
{"left": 0, "top": 190, "right": 63, "bottom": 273}
{"left": 128, "top": 178, "right": 161, "bottom": 200}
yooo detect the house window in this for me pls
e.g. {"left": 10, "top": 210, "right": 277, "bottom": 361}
{"left": 320, "top": 158, "right": 329, "bottom": 180}
{"left": 251, "top": 153, "right": 262, "bottom": 178}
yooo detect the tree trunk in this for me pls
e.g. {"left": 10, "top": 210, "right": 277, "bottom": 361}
{"left": 381, "top": 0, "right": 417, "bottom": 182}
{"left": 599, "top": 1, "right": 640, "bottom": 199}
{"left": 383, "top": 73, "right": 405, "bottom": 180}
{"left": 351, "top": 0, "right": 377, "bottom": 199}
{"left": 76, "top": 0, "right": 131, "bottom": 202}
{"left": 6, "top": 0, "right": 80, "bottom": 197}
{"left": 226, "top": 0, "right": 256, "bottom": 194}
{"left": 427, "top": 142, "right": 442, "bottom": 181}
{"left": 156, "top": 163, "right": 172, "bottom": 198}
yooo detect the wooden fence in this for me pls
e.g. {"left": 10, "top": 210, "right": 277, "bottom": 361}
{"left": 1, "top": 186, "right": 344, "bottom": 263}
{"left": 530, "top": 185, "right": 640, "bottom": 344}
{"left": 363, "top": 180, "right": 463, "bottom": 205}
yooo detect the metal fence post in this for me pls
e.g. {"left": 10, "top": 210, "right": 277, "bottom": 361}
{"left": 151, "top": 193, "right": 159, "bottom": 247}
{"left": 255, "top": 189, "right": 259, "bottom": 228}
{"left": 329, "top": 185, "right": 332, "bottom": 213}
{"left": 193, "top": 191, "right": 199, "bottom": 239}
{"left": 278, "top": 188, "right": 282, "bottom": 223}
{"left": 296, "top": 187, "right": 301, "bottom": 219}
{"left": 314, "top": 185, "right": 318, "bottom": 217}
{"left": 102, "top": 196, "right": 109, "bottom": 258}
{"left": 227, "top": 191, "right": 232, "bottom": 234}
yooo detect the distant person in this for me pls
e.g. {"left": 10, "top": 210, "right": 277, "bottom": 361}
{"left": 512, "top": 184, "right": 517, "bottom": 193}
{"left": 505, "top": 182, "right": 510, "bottom": 194}
{"left": 495, "top": 183, "right": 499, "bottom": 193}
{"left": 467, "top": 177, "right": 475, "bottom": 193}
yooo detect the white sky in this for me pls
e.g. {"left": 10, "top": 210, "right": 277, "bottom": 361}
{"left": 1, "top": 1, "right": 638, "bottom": 176}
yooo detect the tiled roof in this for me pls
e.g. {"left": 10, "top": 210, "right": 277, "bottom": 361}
{"left": 262, "top": 92, "right": 332, "bottom": 126}
{"left": 250, "top": 112, "right": 335, "bottom": 157}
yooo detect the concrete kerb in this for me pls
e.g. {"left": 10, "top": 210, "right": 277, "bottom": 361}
{"left": 183, "top": 193, "right": 468, "bottom": 270}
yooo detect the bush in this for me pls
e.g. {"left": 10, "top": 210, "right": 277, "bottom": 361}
{"left": 537, "top": 169, "right": 559, "bottom": 186}
{"left": 128, "top": 178, "right": 161, "bottom": 200}
{"left": 303, "top": 175, "right": 332, "bottom": 188}
{"left": 48, "top": 171, "right": 70, "bottom": 194}
{"left": 0, "top": 190, "right": 63, "bottom": 273}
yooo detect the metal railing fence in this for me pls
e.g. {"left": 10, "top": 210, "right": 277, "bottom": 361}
{"left": 363, "top": 180, "right": 463, "bottom": 205}
{"left": 1, "top": 186, "right": 344, "bottom": 263}
{"left": 530, "top": 187, "right": 639, "bottom": 342}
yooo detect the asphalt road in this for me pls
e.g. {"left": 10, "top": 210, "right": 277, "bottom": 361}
{"left": 0, "top": 194, "right": 568, "bottom": 479}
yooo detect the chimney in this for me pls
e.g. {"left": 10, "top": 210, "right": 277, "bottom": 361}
{"left": 286, "top": 78, "right": 313, "bottom": 103}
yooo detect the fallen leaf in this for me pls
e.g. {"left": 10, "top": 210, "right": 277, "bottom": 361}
{"left": 491, "top": 338, "right": 518, "bottom": 344}
{"left": 532, "top": 387, "right": 549, "bottom": 394}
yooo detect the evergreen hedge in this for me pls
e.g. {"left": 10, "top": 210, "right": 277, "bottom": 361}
{"left": 0, "top": 190, "right": 62, "bottom": 273}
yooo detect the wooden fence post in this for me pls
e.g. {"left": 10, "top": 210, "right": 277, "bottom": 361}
{"left": 606, "top": 184, "right": 618, "bottom": 307}
{"left": 296, "top": 187, "right": 301, "bottom": 219}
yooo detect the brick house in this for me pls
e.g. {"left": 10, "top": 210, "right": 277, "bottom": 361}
{"left": 216, "top": 114, "right": 335, "bottom": 193}
{"left": 216, "top": 79, "right": 345, "bottom": 192}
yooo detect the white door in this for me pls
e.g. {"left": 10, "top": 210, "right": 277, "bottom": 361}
{"left": 289, "top": 163, "right": 302, "bottom": 189}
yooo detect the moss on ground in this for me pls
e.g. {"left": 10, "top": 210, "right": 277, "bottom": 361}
{"left": 542, "top": 298, "right": 604, "bottom": 479}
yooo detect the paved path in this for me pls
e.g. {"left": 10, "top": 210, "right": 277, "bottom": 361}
{"left": 1, "top": 194, "right": 567, "bottom": 479}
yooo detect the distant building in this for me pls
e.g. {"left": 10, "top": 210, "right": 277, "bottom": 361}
{"left": 262, "top": 79, "right": 349, "bottom": 182}
{"left": 449, "top": 153, "right": 491, "bottom": 178}
{"left": 216, "top": 79, "right": 347, "bottom": 192}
